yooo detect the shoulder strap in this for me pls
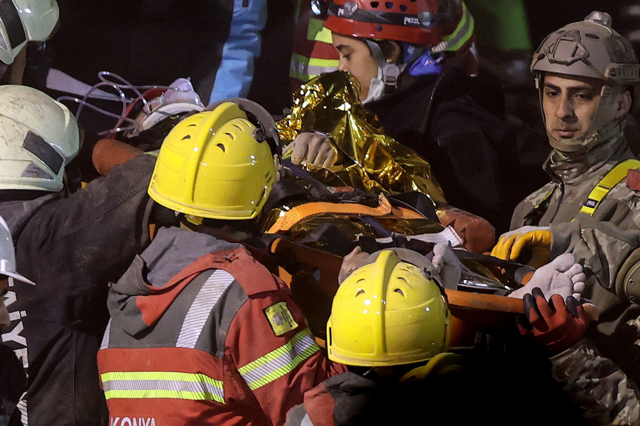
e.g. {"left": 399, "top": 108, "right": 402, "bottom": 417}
{"left": 579, "top": 159, "right": 640, "bottom": 216}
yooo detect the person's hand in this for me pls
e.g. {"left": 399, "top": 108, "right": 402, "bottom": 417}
{"left": 491, "top": 226, "right": 551, "bottom": 268}
{"left": 284, "top": 132, "right": 337, "bottom": 168}
{"left": 338, "top": 246, "right": 370, "bottom": 284}
{"left": 518, "top": 288, "right": 591, "bottom": 354}
{"left": 508, "top": 253, "right": 585, "bottom": 300}
{"left": 431, "top": 242, "right": 461, "bottom": 290}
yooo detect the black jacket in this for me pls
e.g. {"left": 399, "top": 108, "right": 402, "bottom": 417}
{"left": 0, "top": 154, "right": 157, "bottom": 426}
{"left": 366, "top": 63, "right": 519, "bottom": 233}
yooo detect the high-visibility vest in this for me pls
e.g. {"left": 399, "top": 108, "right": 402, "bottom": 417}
{"left": 98, "top": 247, "right": 329, "bottom": 426}
{"left": 289, "top": 0, "right": 340, "bottom": 92}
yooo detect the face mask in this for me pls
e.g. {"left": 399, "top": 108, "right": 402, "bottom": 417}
{"left": 363, "top": 67, "right": 385, "bottom": 104}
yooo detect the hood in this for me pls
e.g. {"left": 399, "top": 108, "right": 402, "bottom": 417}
{"left": 107, "top": 226, "right": 242, "bottom": 336}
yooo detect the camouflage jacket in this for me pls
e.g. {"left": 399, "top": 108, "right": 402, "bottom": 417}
{"left": 511, "top": 130, "right": 640, "bottom": 422}
{"left": 551, "top": 339, "right": 640, "bottom": 426}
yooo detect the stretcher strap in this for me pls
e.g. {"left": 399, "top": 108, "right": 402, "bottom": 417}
{"left": 267, "top": 194, "right": 423, "bottom": 234}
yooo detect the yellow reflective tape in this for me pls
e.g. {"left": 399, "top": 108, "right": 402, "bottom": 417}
{"left": 579, "top": 159, "right": 640, "bottom": 216}
{"left": 441, "top": 3, "right": 474, "bottom": 52}
{"left": 290, "top": 53, "right": 340, "bottom": 68}
{"left": 104, "top": 389, "right": 223, "bottom": 402}
{"left": 101, "top": 371, "right": 224, "bottom": 403}
{"left": 101, "top": 371, "right": 219, "bottom": 384}
{"left": 308, "top": 18, "right": 334, "bottom": 44}
{"left": 238, "top": 329, "right": 320, "bottom": 390}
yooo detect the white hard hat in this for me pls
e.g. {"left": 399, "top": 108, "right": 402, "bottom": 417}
{"left": 0, "top": 0, "right": 59, "bottom": 65}
{"left": 0, "top": 85, "right": 80, "bottom": 192}
{"left": 0, "top": 216, "right": 34, "bottom": 285}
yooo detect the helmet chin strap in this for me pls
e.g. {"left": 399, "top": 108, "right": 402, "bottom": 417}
{"left": 365, "top": 40, "right": 405, "bottom": 88}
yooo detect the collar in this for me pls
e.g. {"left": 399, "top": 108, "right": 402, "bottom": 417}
{"left": 545, "top": 119, "right": 631, "bottom": 184}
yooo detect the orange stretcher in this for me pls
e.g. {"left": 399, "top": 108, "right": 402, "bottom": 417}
{"left": 269, "top": 237, "right": 524, "bottom": 348}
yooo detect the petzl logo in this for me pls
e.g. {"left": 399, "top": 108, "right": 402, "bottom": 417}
{"left": 110, "top": 417, "right": 156, "bottom": 426}
{"left": 404, "top": 17, "right": 419, "bottom": 25}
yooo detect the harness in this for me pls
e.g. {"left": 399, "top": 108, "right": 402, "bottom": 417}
{"left": 531, "top": 158, "right": 640, "bottom": 222}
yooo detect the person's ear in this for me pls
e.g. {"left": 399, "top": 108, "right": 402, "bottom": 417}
{"left": 615, "top": 89, "right": 632, "bottom": 118}
{"left": 386, "top": 41, "right": 402, "bottom": 64}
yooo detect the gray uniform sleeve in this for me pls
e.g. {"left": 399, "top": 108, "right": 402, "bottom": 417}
{"left": 550, "top": 338, "right": 640, "bottom": 426}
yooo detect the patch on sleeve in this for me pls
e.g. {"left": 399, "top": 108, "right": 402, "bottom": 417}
{"left": 264, "top": 302, "right": 299, "bottom": 336}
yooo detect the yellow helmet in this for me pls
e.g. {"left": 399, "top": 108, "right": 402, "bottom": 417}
{"left": 327, "top": 249, "right": 450, "bottom": 367}
{"left": 148, "top": 101, "right": 277, "bottom": 220}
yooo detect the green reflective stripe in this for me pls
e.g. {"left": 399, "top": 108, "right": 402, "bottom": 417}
{"left": 291, "top": 53, "right": 340, "bottom": 68}
{"left": 308, "top": 18, "right": 333, "bottom": 44}
{"left": 438, "top": 3, "right": 474, "bottom": 52}
{"left": 290, "top": 53, "right": 339, "bottom": 82}
{"left": 238, "top": 329, "right": 320, "bottom": 391}
{"left": 101, "top": 371, "right": 224, "bottom": 404}
{"left": 104, "top": 389, "right": 223, "bottom": 402}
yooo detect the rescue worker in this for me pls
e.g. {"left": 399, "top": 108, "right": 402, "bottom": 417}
{"left": 0, "top": 215, "right": 34, "bottom": 424}
{"left": 490, "top": 11, "right": 640, "bottom": 414}
{"left": 97, "top": 101, "right": 346, "bottom": 426}
{"left": 289, "top": 0, "right": 339, "bottom": 92}
{"left": 285, "top": 247, "right": 601, "bottom": 426}
{"left": 284, "top": 0, "right": 522, "bottom": 233}
{"left": 0, "top": 84, "right": 158, "bottom": 426}
{"left": 24, "top": 0, "right": 267, "bottom": 135}
{"left": 0, "top": 0, "right": 59, "bottom": 84}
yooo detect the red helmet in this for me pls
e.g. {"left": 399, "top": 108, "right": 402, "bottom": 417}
{"left": 324, "top": 0, "right": 470, "bottom": 48}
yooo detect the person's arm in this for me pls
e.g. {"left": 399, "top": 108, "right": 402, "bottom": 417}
{"left": 207, "top": 0, "right": 267, "bottom": 104}
{"left": 225, "top": 276, "right": 346, "bottom": 426}
{"left": 550, "top": 219, "right": 640, "bottom": 297}
{"left": 428, "top": 91, "right": 513, "bottom": 233}
{"left": 551, "top": 339, "right": 640, "bottom": 426}
{"left": 520, "top": 289, "right": 640, "bottom": 426}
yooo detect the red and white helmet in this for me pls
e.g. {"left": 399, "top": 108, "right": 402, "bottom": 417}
{"left": 324, "top": 0, "right": 473, "bottom": 50}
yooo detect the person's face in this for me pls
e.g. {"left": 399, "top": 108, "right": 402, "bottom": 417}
{"left": 332, "top": 33, "right": 379, "bottom": 102}
{"left": 542, "top": 73, "right": 630, "bottom": 142}
{"left": 0, "top": 276, "right": 9, "bottom": 327}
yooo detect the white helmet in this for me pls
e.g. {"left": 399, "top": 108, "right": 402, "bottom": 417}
{"left": 0, "top": 85, "right": 80, "bottom": 192}
{"left": 0, "top": 214, "right": 33, "bottom": 327}
{"left": 0, "top": 216, "right": 33, "bottom": 285}
{"left": 0, "top": 0, "right": 59, "bottom": 65}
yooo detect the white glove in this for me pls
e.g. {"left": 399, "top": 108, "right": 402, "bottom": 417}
{"left": 508, "top": 253, "right": 585, "bottom": 301}
{"left": 431, "top": 242, "right": 462, "bottom": 290}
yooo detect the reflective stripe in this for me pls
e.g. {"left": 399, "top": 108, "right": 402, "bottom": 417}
{"left": 101, "top": 371, "right": 225, "bottom": 404}
{"left": 432, "top": 3, "right": 474, "bottom": 53}
{"left": 177, "top": 269, "right": 235, "bottom": 348}
{"left": 238, "top": 328, "right": 320, "bottom": 390}
{"left": 307, "top": 18, "right": 333, "bottom": 44}
{"left": 100, "top": 320, "right": 111, "bottom": 350}
{"left": 301, "top": 413, "right": 315, "bottom": 426}
{"left": 290, "top": 53, "right": 339, "bottom": 82}
{"left": 17, "top": 393, "right": 27, "bottom": 426}
{"left": 579, "top": 159, "right": 640, "bottom": 216}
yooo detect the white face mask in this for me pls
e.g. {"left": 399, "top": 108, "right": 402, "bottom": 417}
{"left": 362, "top": 67, "right": 385, "bottom": 105}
